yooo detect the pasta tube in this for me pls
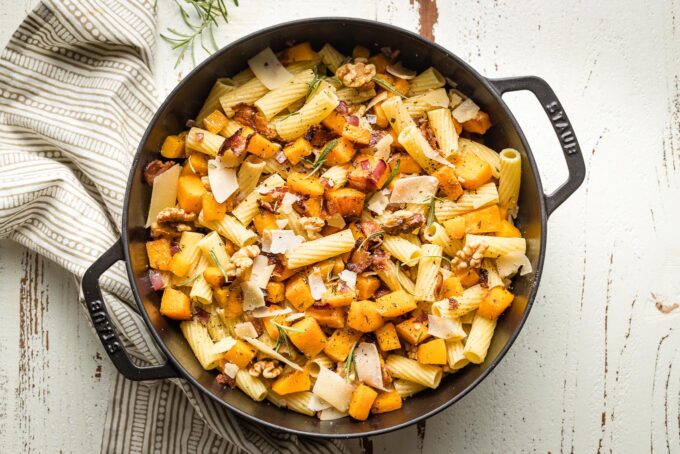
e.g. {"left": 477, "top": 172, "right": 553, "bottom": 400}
{"left": 275, "top": 86, "right": 340, "bottom": 141}
{"left": 464, "top": 234, "right": 526, "bottom": 258}
{"left": 380, "top": 96, "right": 416, "bottom": 135}
{"left": 397, "top": 124, "right": 447, "bottom": 174}
{"left": 382, "top": 235, "right": 422, "bottom": 263}
{"left": 427, "top": 108, "right": 459, "bottom": 157}
{"left": 286, "top": 229, "right": 355, "bottom": 269}
{"left": 377, "top": 258, "right": 416, "bottom": 294}
{"left": 463, "top": 314, "right": 497, "bottom": 364}
{"left": 237, "top": 156, "right": 266, "bottom": 198}
{"left": 180, "top": 321, "right": 222, "bottom": 370}
{"left": 434, "top": 182, "right": 499, "bottom": 221}
{"left": 386, "top": 355, "right": 442, "bottom": 389}
{"left": 255, "top": 69, "right": 316, "bottom": 120}
{"left": 231, "top": 174, "right": 286, "bottom": 225}
{"left": 403, "top": 88, "right": 450, "bottom": 117}
{"left": 446, "top": 339, "right": 469, "bottom": 369}
{"left": 235, "top": 370, "right": 268, "bottom": 401}
{"left": 414, "top": 244, "right": 443, "bottom": 302}
{"left": 196, "top": 78, "right": 237, "bottom": 125}
{"left": 318, "top": 43, "right": 346, "bottom": 73}
{"left": 199, "top": 214, "right": 258, "bottom": 247}
{"left": 498, "top": 148, "right": 521, "bottom": 216}
{"left": 408, "top": 67, "right": 446, "bottom": 96}
{"left": 431, "top": 284, "right": 487, "bottom": 318}
{"left": 423, "top": 222, "right": 462, "bottom": 258}
{"left": 459, "top": 138, "right": 501, "bottom": 178}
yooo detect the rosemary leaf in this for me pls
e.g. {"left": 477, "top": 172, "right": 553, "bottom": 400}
{"left": 358, "top": 230, "right": 385, "bottom": 251}
{"left": 383, "top": 158, "right": 400, "bottom": 188}
{"left": 372, "top": 77, "right": 405, "bottom": 98}
{"left": 344, "top": 341, "right": 357, "bottom": 381}
{"left": 307, "top": 139, "right": 338, "bottom": 176}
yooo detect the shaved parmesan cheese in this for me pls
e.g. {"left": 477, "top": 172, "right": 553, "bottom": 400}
{"left": 275, "top": 219, "right": 289, "bottom": 229}
{"left": 208, "top": 159, "right": 239, "bottom": 203}
{"left": 262, "top": 229, "right": 304, "bottom": 254}
{"left": 211, "top": 336, "right": 237, "bottom": 355}
{"left": 452, "top": 98, "right": 480, "bottom": 123}
{"left": 280, "top": 192, "right": 300, "bottom": 214}
{"left": 145, "top": 164, "right": 181, "bottom": 227}
{"left": 312, "top": 367, "right": 355, "bottom": 412}
{"left": 249, "top": 255, "right": 275, "bottom": 288}
{"left": 242, "top": 336, "right": 303, "bottom": 371}
{"left": 319, "top": 407, "right": 348, "bottom": 421}
{"left": 338, "top": 270, "right": 357, "bottom": 289}
{"left": 241, "top": 281, "right": 265, "bottom": 311}
{"left": 327, "top": 213, "right": 346, "bottom": 229}
{"left": 367, "top": 189, "right": 390, "bottom": 214}
{"left": 222, "top": 362, "right": 239, "bottom": 378}
{"left": 234, "top": 322, "right": 259, "bottom": 339}
{"left": 386, "top": 62, "right": 417, "bottom": 80}
{"left": 373, "top": 134, "right": 394, "bottom": 162}
{"left": 308, "top": 272, "right": 328, "bottom": 300}
{"left": 309, "top": 394, "right": 332, "bottom": 412}
{"left": 285, "top": 312, "right": 306, "bottom": 322}
{"left": 427, "top": 314, "right": 467, "bottom": 340}
{"left": 496, "top": 252, "right": 533, "bottom": 278}
{"left": 247, "top": 47, "right": 293, "bottom": 90}
{"left": 354, "top": 342, "right": 384, "bottom": 389}
{"left": 390, "top": 176, "right": 439, "bottom": 204}
{"left": 448, "top": 88, "right": 465, "bottom": 109}
{"left": 251, "top": 306, "right": 293, "bottom": 318}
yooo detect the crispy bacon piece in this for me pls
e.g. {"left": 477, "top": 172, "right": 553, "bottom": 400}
{"left": 374, "top": 285, "right": 391, "bottom": 298}
{"left": 478, "top": 268, "right": 489, "bottom": 288}
{"left": 417, "top": 118, "right": 439, "bottom": 150}
{"left": 193, "top": 308, "right": 210, "bottom": 324}
{"left": 216, "top": 373, "right": 236, "bottom": 389}
{"left": 335, "top": 101, "right": 349, "bottom": 115}
{"left": 304, "top": 124, "right": 337, "bottom": 147}
{"left": 370, "top": 249, "right": 390, "bottom": 271}
{"left": 232, "top": 103, "right": 277, "bottom": 140}
{"left": 383, "top": 211, "right": 425, "bottom": 235}
{"left": 220, "top": 127, "right": 250, "bottom": 157}
{"left": 143, "top": 159, "right": 175, "bottom": 185}
{"left": 358, "top": 221, "right": 383, "bottom": 248}
{"left": 347, "top": 246, "right": 372, "bottom": 273}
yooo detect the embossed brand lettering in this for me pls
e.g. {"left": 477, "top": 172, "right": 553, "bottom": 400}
{"left": 545, "top": 101, "right": 577, "bottom": 155}
{"left": 89, "top": 299, "right": 103, "bottom": 311}
{"left": 106, "top": 341, "right": 122, "bottom": 354}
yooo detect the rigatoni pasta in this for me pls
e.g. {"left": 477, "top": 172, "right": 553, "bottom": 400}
{"left": 144, "top": 41, "right": 529, "bottom": 423}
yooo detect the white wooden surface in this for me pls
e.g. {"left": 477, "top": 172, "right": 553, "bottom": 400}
{"left": 1, "top": 1, "right": 679, "bottom": 453}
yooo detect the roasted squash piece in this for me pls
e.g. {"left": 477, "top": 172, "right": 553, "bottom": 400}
{"left": 453, "top": 150, "right": 493, "bottom": 190}
{"left": 287, "top": 172, "right": 325, "bottom": 196}
{"left": 177, "top": 174, "right": 206, "bottom": 213}
{"left": 146, "top": 238, "right": 173, "bottom": 271}
{"left": 417, "top": 338, "right": 447, "bottom": 365}
{"left": 160, "top": 288, "right": 192, "bottom": 320}
{"left": 347, "top": 300, "right": 384, "bottom": 332}
{"left": 462, "top": 111, "right": 492, "bottom": 134}
{"left": 325, "top": 187, "right": 365, "bottom": 217}
{"left": 432, "top": 166, "right": 464, "bottom": 200}
{"left": 349, "top": 384, "right": 378, "bottom": 421}
{"left": 477, "top": 287, "right": 514, "bottom": 319}
{"left": 272, "top": 370, "right": 312, "bottom": 395}
{"left": 324, "top": 327, "right": 362, "bottom": 362}
{"left": 287, "top": 317, "right": 328, "bottom": 357}
{"left": 375, "top": 323, "right": 401, "bottom": 351}
{"left": 285, "top": 274, "right": 315, "bottom": 311}
{"left": 371, "top": 390, "right": 402, "bottom": 414}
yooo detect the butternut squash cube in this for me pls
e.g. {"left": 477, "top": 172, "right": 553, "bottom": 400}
{"left": 433, "top": 166, "right": 464, "bottom": 200}
{"left": 396, "top": 317, "right": 431, "bottom": 345}
{"left": 146, "top": 238, "right": 173, "bottom": 271}
{"left": 246, "top": 133, "right": 281, "bottom": 159}
{"left": 324, "top": 327, "right": 362, "bottom": 362}
{"left": 347, "top": 300, "right": 384, "bottom": 333}
{"left": 372, "top": 103, "right": 390, "bottom": 128}
{"left": 183, "top": 152, "right": 209, "bottom": 176}
{"left": 305, "top": 306, "right": 345, "bottom": 328}
{"left": 280, "top": 42, "right": 317, "bottom": 63}
{"left": 478, "top": 287, "right": 514, "bottom": 320}
{"left": 456, "top": 268, "right": 480, "bottom": 288}
{"left": 352, "top": 45, "right": 371, "bottom": 59}
{"left": 495, "top": 219, "right": 521, "bottom": 238}
{"left": 368, "top": 54, "right": 389, "bottom": 74}
{"left": 272, "top": 370, "right": 312, "bottom": 395}
{"left": 321, "top": 110, "right": 347, "bottom": 136}
{"left": 287, "top": 172, "right": 325, "bottom": 196}
{"left": 462, "top": 111, "right": 492, "bottom": 135}
{"left": 265, "top": 282, "right": 285, "bottom": 303}
{"left": 283, "top": 137, "right": 313, "bottom": 165}
{"left": 388, "top": 153, "right": 422, "bottom": 175}
{"left": 224, "top": 340, "right": 257, "bottom": 368}
{"left": 443, "top": 217, "right": 466, "bottom": 240}
{"left": 371, "top": 390, "right": 402, "bottom": 414}
{"left": 375, "top": 289, "right": 417, "bottom": 318}
{"left": 253, "top": 211, "right": 278, "bottom": 235}
{"left": 169, "top": 253, "right": 192, "bottom": 277}
{"left": 160, "top": 287, "right": 192, "bottom": 320}
{"left": 453, "top": 150, "right": 493, "bottom": 189}
{"left": 285, "top": 274, "right": 315, "bottom": 311}
{"left": 288, "top": 317, "right": 328, "bottom": 357}
{"left": 375, "top": 323, "right": 401, "bottom": 351}
{"left": 296, "top": 196, "right": 323, "bottom": 217}
{"left": 441, "top": 276, "right": 464, "bottom": 298}
{"left": 201, "top": 192, "right": 227, "bottom": 221}
{"left": 202, "top": 110, "right": 229, "bottom": 134}
{"left": 223, "top": 286, "right": 243, "bottom": 318}
{"left": 342, "top": 124, "right": 371, "bottom": 145}
{"left": 325, "top": 187, "right": 365, "bottom": 217}
{"left": 203, "top": 266, "right": 225, "bottom": 288}
{"left": 321, "top": 289, "right": 354, "bottom": 307}
{"left": 356, "top": 275, "right": 381, "bottom": 300}
{"left": 160, "top": 134, "right": 186, "bottom": 159}
{"left": 213, "top": 287, "right": 229, "bottom": 308}
{"left": 324, "top": 137, "right": 356, "bottom": 166}
{"left": 460, "top": 205, "right": 502, "bottom": 234}
{"left": 349, "top": 384, "right": 378, "bottom": 421}
{"left": 177, "top": 174, "right": 207, "bottom": 213}
{"left": 417, "top": 338, "right": 447, "bottom": 365}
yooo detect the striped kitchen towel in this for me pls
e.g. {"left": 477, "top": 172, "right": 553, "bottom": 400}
{"left": 0, "top": 1, "right": 349, "bottom": 453}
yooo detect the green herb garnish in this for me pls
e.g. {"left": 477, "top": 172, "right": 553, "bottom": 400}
{"left": 426, "top": 196, "right": 436, "bottom": 227}
{"left": 306, "top": 65, "right": 326, "bottom": 99}
{"left": 209, "top": 249, "right": 230, "bottom": 281}
{"left": 176, "top": 273, "right": 201, "bottom": 287}
{"left": 161, "top": 0, "right": 239, "bottom": 68}
{"left": 274, "top": 326, "right": 291, "bottom": 353}
{"left": 271, "top": 321, "right": 305, "bottom": 333}
{"left": 277, "top": 111, "right": 300, "bottom": 120}
{"left": 344, "top": 341, "right": 357, "bottom": 381}
{"left": 383, "top": 158, "right": 400, "bottom": 188}
{"left": 358, "top": 230, "right": 385, "bottom": 250}
{"left": 372, "top": 77, "right": 405, "bottom": 98}
{"left": 307, "top": 139, "right": 338, "bottom": 176}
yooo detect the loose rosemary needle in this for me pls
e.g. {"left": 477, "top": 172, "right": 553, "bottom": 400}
{"left": 161, "top": 0, "right": 239, "bottom": 68}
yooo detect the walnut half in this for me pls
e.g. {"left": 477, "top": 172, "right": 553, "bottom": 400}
{"left": 336, "top": 61, "right": 376, "bottom": 90}
{"left": 150, "top": 207, "right": 196, "bottom": 239}
{"left": 249, "top": 360, "right": 282, "bottom": 379}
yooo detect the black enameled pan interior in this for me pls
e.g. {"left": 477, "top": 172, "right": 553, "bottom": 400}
{"left": 123, "top": 18, "right": 547, "bottom": 438}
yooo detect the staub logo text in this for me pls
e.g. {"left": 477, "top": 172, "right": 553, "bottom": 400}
{"left": 89, "top": 299, "right": 122, "bottom": 354}
{"left": 545, "top": 101, "right": 578, "bottom": 155}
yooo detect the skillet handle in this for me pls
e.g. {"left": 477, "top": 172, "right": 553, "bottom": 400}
{"left": 82, "top": 239, "right": 179, "bottom": 381}
{"left": 488, "top": 76, "right": 585, "bottom": 216}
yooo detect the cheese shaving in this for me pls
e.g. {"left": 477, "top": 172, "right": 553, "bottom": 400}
{"left": 452, "top": 98, "right": 480, "bottom": 123}
{"left": 247, "top": 47, "right": 293, "bottom": 90}
{"left": 241, "top": 281, "right": 266, "bottom": 311}
{"left": 496, "top": 252, "right": 533, "bottom": 278}
{"left": 373, "top": 134, "right": 394, "bottom": 162}
{"left": 280, "top": 192, "right": 300, "bottom": 214}
{"left": 308, "top": 272, "right": 328, "bottom": 301}
{"left": 242, "top": 336, "right": 304, "bottom": 371}
{"left": 308, "top": 394, "right": 332, "bottom": 412}
{"left": 211, "top": 336, "right": 237, "bottom": 355}
{"left": 222, "top": 362, "right": 239, "bottom": 379}
{"left": 367, "top": 189, "right": 390, "bottom": 214}
{"left": 262, "top": 229, "right": 305, "bottom": 254}
{"left": 251, "top": 306, "right": 293, "bottom": 318}
{"left": 354, "top": 342, "right": 384, "bottom": 389}
{"left": 390, "top": 176, "right": 439, "bottom": 204}
{"left": 312, "top": 367, "right": 355, "bottom": 412}
{"left": 145, "top": 164, "right": 181, "bottom": 227}
{"left": 427, "top": 315, "right": 467, "bottom": 340}
{"left": 249, "top": 255, "right": 275, "bottom": 289}
{"left": 208, "top": 159, "right": 239, "bottom": 203}
{"left": 326, "top": 213, "right": 346, "bottom": 229}
{"left": 338, "top": 270, "right": 357, "bottom": 289}
{"left": 234, "top": 322, "right": 259, "bottom": 339}
{"left": 275, "top": 219, "right": 289, "bottom": 229}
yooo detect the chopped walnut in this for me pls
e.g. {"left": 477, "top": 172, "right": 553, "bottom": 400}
{"left": 249, "top": 360, "right": 282, "bottom": 378}
{"left": 150, "top": 207, "right": 196, "bottom": 239}
{"left": 451, "top": 243, "right": 488, "bottom": 271}
{"left": 382, "top": 210, "right": 425, "bottom": 234}
{"left": 143, "top": 159, "right": 175, "bottom": 185}
{"left": 215, "top": 373, "right": 236, "bottom": 388}
{"left": 336, "top": 61, "right": 376, "bottom": 89}
{"left": 300, "top": 216, "right": 325, "bottom": 239}
{"left": 225, "top": 245, "right": 260, "bottom": 277}
{"left": 405, "top": 343, "right": 418, "bottom": 360}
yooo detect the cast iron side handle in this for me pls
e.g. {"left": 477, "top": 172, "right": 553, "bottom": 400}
{"left": 488, "top": 76, "right": 585, "bottom": 216}
{"left": 82, "top": 239, "right": 178, "bottom": 381}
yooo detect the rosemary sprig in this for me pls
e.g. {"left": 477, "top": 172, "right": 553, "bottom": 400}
{"left": 271, "top": 321, "right": 305, "bottom": 333}
{"left": 372, "top": 77, "right": 405, "bottom": 98}
{"left": 344, "top": 341, "right": 357, "bottom": 381}
{"left": 307, "top": 139, "right": 338, "bottom": 176}
{"left": 426, "top": 195, "right": 436, "bottom": 227}
{"left": 161, "top": 0, "right": 238, "bottom": 68}
{"left": 272, "top": 321, "right": 303, "bottom": 353}
{"left": 176, "top": 273, "right": 200, "bottom": 287}
{"left": 358, "top": 230, "right": 385, "bottom": 250}
{"left": 305, "top": 65, "right": 326, "bottom": 99}
{"left": 383, "top": 158, "right": 400, "bottom": 188}
{"left": 209, "top": 249, "right": 230, "bottom": 281}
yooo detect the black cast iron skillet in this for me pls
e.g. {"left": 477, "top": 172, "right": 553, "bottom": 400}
{"left": 82, "top": 18, "right": 585, "bottom": 438}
